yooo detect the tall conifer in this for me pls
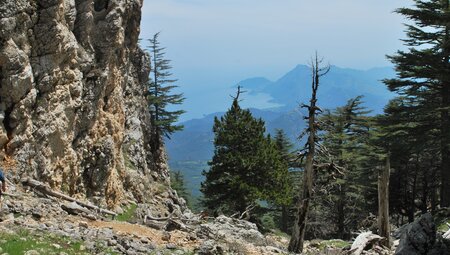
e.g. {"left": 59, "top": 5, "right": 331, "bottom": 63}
{"left": 201, "top": 87, "right": 289, "bottom": 215}
{"left": 147, "top": 32, "right": 185, "bottom": 150}
{"left": 385, "top": 0, "right": 450, "bottom": 207}
{"left": 315, "top": 96, "right": 371, "bottom": 238}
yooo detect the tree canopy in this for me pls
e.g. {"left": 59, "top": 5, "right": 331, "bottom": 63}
{"left": 201, "top": 88, "right": 291, "bottom": 216}
{"left": 384, "top": 0, "right": 450, "bottom": 207}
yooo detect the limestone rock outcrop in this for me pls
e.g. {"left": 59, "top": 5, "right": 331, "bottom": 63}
{"left": 0, "top": 0, "right": 170, "bottom": 208}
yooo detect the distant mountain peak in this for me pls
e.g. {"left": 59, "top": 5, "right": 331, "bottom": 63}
{"left": 237, "top": 77, "right": 274, "bottom": 93}
{"left": 239, "top": 77, "right": 272, "bottom": 83}
{"left": 171, "top": 65, "right": 395, "bottom": 161}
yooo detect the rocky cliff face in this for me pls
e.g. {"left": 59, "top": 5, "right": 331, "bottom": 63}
{"left": 0, "top": 0, "right": 171, "bottom": 209}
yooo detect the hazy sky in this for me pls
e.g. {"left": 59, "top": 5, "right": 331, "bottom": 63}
{"left": 139, "top": 0, "right": 409, "bottom": 120}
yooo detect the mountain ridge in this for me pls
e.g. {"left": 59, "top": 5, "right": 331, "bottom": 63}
{"left": 238, "top": 64, "right": 395, "bottom": 112}
{"left": 168, "top": 65, "right": 394, "bottom": 161}
{"left": 166, "top": 65, "right": 395, "bottom": 197}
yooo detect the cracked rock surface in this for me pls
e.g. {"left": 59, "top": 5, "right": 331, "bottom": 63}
{"left": 0, "top": 0, "right": 171, "bottom": 209}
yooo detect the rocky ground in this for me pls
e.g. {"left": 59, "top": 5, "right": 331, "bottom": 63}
{"left": 0, "top": 180, "right": 294, "bottom": 255}
{"left": 0, "top": 180, "right": 448, "bottom": 255}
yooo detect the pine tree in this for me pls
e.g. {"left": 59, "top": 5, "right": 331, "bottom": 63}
{"left": 262, "top": 136, "right": 293, "bottom": 208}
{"left": 201, "top": 87, "right": 288, "bottom": 215}
{"left": 170, "top": 171, "right": 192, "bottom": 207}
{"left": 375, "top": 98, "right": 440, "bottom": 222}
{"left": 385, "top": 0, "right": 450, "bottom": 207}
{"left": 147, "top": 32, "right": 185, "bottom": 150}
{"left": 273, "top": 129, "right": 295, "bottom": 233}
{"left": 274, "top": 129, "right": 295, "bottom": 162}
{"left": 314, "top": 96, "right": 372, "bottom": 239}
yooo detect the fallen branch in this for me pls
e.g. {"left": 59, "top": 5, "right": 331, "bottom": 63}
{"left": 21, "top": 178, "right": 117, "bottom": 216}
{"left": 145, "top": 212, "right": 204, "bottom": 223}
{"left": 348, "top": 231, "right": 384, "bottom": 255}
{"left": 1, "top": 192, "right": 20, "bottom": 197}
{"left": 143, "top": 219, "right": 166, "bottom": 230}
{"left": 6, "top": 179, "right": 15, "bottom": 187}
{"left": 239, "top": 204, "right": 256, "bottom": 220}
{"left": 229, "top": 212, "right": 239, "bottom": 218}
{"left": 443, "top": 224, "right": 450, "bottom": 239}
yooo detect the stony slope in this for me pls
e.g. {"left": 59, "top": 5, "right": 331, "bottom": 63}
{"left": 0, "top": 0, "right": 169, "bottom": 209}
{"left": 0, "top": 182, "right": 295, "bottom": 255}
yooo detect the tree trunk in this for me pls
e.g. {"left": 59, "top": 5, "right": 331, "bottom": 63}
{"left": 289, "top": 54, "right": 328, "bottom": 253}
{"left": 336, "top": 151, "right": 345, "bottom": 239}
{"left": 440, "top": 0, "right": 450, "bottom": 207}
{"left": 441, "top": 82, "right": 450, "bottom": 207}
{"left": 421, "top": 169, "right": 428, "bottom": 214}
{"left": 289, "top": 150, "right": 313, "bottom": 253}
{"left": 337, "top": 186, "right": 345, "bottom": 239}
{"left": 21, "top": 178, "right": 117, "bottom": 216}
{"left": 281, "top": 205, "right": 289, "bottom": 233}
{"left": 408, "top": 168, "right": 418, "bottom": 223}
{"left": 431, "top": 167, "right": 438, "bottom": 213}
{"left": 378, "top": 156, "right": 391, "bottom": 248}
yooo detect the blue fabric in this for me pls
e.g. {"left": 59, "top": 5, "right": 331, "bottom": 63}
{"left": 0, "top": 170, "right": 4, "bottom": 182}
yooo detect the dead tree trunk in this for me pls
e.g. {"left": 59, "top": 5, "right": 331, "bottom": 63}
{"left": 378, "top": 155, "right": 391, "bottom": 248}
{"left": 281, "top": 205, "right": 289, "bottom": 233}
{"left": 337, "top": 185, "right": 346, "bottom": 239}
{"left": 21, "top": 178, "right": 117, "bottom": 216}
{"left": 289, "top": 54, "right": 329, "bottom": 253}
{"left": 440, "top": 8, "right": 450, "bottom": 207}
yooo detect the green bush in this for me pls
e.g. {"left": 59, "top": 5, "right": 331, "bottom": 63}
{"left": 116, "top": 204, "right": 138, "bottom": 222}
{"left": 0, "top": 230, "right": 91, "bottom": 255}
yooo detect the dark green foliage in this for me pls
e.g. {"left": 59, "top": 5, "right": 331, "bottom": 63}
{"left": 168, "top": 160, "right": 207, "bottom": 198}
{"left": 252, "top": 130, "right": 296, "bottom": 235}
{"left": 312, "top": 96, "right": 373, "bottom": 239}
{"left": 384, "top": 0, "right": 450, "bottom": 208}
{"left": 201, "top": 91, "right": 291, "bottom": 215}
{"left": 274, "top": 129, "right": 295, "bottom": 164}
{"left": 376, "top": 98, "right": 440, "bottom": 223}
{"left": 171, "top": 170, "right": 193, "bottom": 207}
{"left": 264, "top": 137, "right": 293, "bottom": 208}
{"left": 147, "top": 32, "right": 185, "bottom": 145}
{"left": 271, "top": 129, "right": 296, "bottom": 232}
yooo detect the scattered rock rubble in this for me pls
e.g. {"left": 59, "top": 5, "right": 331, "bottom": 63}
{"left": 1, "top": 182, "right": 449, "bottom": 254}
{"left": 0, "top": 183, "right": 294, "bottom": 254}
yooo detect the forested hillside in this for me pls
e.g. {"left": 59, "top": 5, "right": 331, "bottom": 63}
{"left": 167, "top": 1, "right": 450, "bottom": 254}
{"left": 166, "top": 66, "right": 395, "bottom": 203}
{"left": 190, "top": 1, "right": 450, "bottom": 254}
{"left": 167, "top": 66, "right": 394, "bottom": 161}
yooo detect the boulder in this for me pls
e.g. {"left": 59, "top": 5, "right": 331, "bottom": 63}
{"left": 197, "top": 240, "right": 226, "bottom": 255}
{"left": 197, "top": 215, "right": 266, "bottom": 246}
{"left": 395, "top": 213, "right": 449, "bottom": 255}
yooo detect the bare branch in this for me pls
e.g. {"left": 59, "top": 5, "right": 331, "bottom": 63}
{"left": 230, "top": 85, "right": 247, "bottom": 101}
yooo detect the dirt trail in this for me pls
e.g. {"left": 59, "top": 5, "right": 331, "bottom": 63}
{"left": 87, "top": 219, "right": 199, "bottom": 248}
